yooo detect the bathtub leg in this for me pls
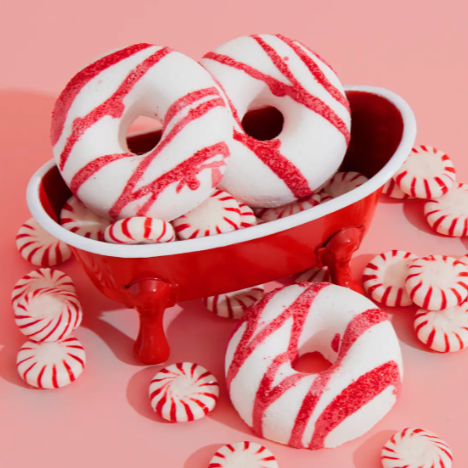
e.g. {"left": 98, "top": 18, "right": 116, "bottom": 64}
{"left": 122, "top": 278, "right": 178, "bottom": 365}
{"left": 317, "top": 226, "right": 365, "bottom": 294}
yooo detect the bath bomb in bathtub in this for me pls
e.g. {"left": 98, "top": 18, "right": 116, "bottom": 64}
{"left": 201, "top": 34, "right": 351, "bottom": 208}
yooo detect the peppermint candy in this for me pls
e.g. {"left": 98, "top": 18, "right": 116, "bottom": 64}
{"left": 415, "top": 302, "right": 468, "bottom": 352}
{"left": 16, "top": 217, "right": 72, "bottom": 267}
{"left": 292, "top": 266, "right": 330, "bottom": 283}
{"left": 60, "top": 196, "right": 110, "bottom": 241}
{"left": 104, "top": 217, "right": 175, "bottom": 244}
{"left": 424, "top": 183, "right": 468, "bottom": 237}
{"left": 256, "top": 193, "right": 330, "bottom": 222}
{"left": 381, "top": 428, "right": 452, "bottom": 468}
{"left": 208, "top": 442, "right": 278, "bottom": 468}
{"left": 393, "top": 145, "right": 456, "bottom": 199}
{"left": 321, "top": 171, "right": 368, "bottom": 198}
{"left": 172, "top": 190, "right": 241, "bottom": 239}
{"left": 14, "top": 288, "right": 82, "bottom": 342}
{"left": 17, "top": 337, "right": 86, "bottom": 389}
{"left": 382, "top": 178, "right": 412, "bottom": 200}
{"left": 405, "top": 255, "right": 468, "bottom": 310}
{"left": 203, "top": 285, "right": 264, "bottom": 319}
{"left": 239, "top": 203, "right": 257, "bottom": 229}
{"left": 149, "top": 362, "right": 219, "bottom": 422}
{"left": 363, "top": 250, "right": 418, "bottom": 307}
{"left": 11, "top": 269, "right": 75, "bottom": 308}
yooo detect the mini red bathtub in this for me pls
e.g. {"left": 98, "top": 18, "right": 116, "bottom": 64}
{"left": 27, "top": 85, "right": 417, "bottom": 365}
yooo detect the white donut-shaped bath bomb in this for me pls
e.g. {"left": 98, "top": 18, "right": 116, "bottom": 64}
{"left": 226, "top": 283, "right": 403, "bottom": 450}
{"left": 51, "top": 43, "right": 233, "bottom": 221}
{"left": 201, "top": 34, "right": 351, "bottom": 208}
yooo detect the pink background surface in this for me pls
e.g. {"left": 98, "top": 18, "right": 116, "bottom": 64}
{"left": 1, "top": 0, "right": 468, "bottom": 466}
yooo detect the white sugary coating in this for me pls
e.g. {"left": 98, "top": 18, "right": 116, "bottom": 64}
{"left": 425, "top": 183, "right": 468, "bottom": 237}
{"left": 201, "top": 34, "right": 351, "bottom": 208}
{"left": 382, "top": 178, "right": 412, "bottom": 200}
{"left": 16, "top": 217, "right": 72, "bottom": 267}
{"left": 208, "top": 442, "right": 278, "bottom": 468}
{"left": 104, "top": 217, "right": 175, "bottom": 244}
{"left": 381, "top": 428, "right": 452, "bottom": 468}
{"left": 321, "top": 171, "right": 368, "bottom": 198}
{"left": 226, "top": 283, "right": 403, "bottom": 450}
{"left": 394, "top": 145, "right": 456, "bottom": 199}
{"left": 414, "top": 303, "right": 468, "bottom": 352}
{"left": 11, "top": 268, "right": 75, "bottom": 308}
{"left": 293, "top": 266, "right": 330, "bottom": 283}
{"left": 172, "top": 190, "right": 241, "bottom": 239}
{"left": 60, "top": 196, "right": 110, "bottom": 241}
{"left": 255, "top": 192, "right": 331, "bottom": 222}
{"left": 363, "top": 250, "right": 418, "bottom": 307}
{"left": 14, "top": 288, "right": 82, "bottom": 342}
{"left": 203, "top": 285, "right": 264, "bottom": 319}
{"left": 17, "top": 337, "right": 86, "bottom": 389}
{"left": 405, "top": 255, "right": 468, "bottom": 310}
{"left": 51, "top": 44, "right": 234, "bottom": 221}
{"left": 149, "top": 362, "right": 219, "bottom": 422}
{"left": 239, "top": 203, "right": 257, "bottom": 228}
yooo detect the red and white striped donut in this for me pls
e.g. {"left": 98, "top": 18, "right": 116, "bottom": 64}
{"left": 381, "top": 428, "right": 452, "bottom": 468}
{"left": 104, "top": 217, "right": 175, "bottom": 244}
{"left": 16, "top": 217, "right": 72, "bottom": 267}
{"left": 51, "top": 43, "right": 233, "bottom": 221}
{"left": 239, "top": 203, "right": 257, "bottom": 229}
{"left": 414, "top": 303, "right": 468, "bottom": 353}
{"left": 203, "top": 285, "right": 264, "bottom": 319}
{"left": 292, "top": 266, "right": 331, "bottom": 283}
{"left": 226, "top": 283, "right": 403, "bottom": 450}
{"left": 14, "top": 288, "right": 82, "bottom": 342}
{"left": 362, "top": 250, "right": 418, "bottom": 307}
{"left": 60, "top": 196, "right": 110, "bottom": 241}
{"left": 208, "top": 442, "right": 278, "bottom": 468}
{"left": 424, "top": 183, "right": 468, "bottom": 237}
{"left": 321, "top": 171, "right": 368, "bottom": 198}
{"left": 382, "top": 178, "right": 412, "bottom": 200}
{"left": 393, "top": 145, "right": 456, "bottom": 199}
{"left": 149, "top": 362, "right": 219, "bottom": 422}
{"left": 172, "top": 190, "right": 241, "bottom": 239}
{"left": 11, "top": 268, "right": 75, "bottom": 308}
{"left": 201, "top": 34, "right": 351, "bottom": 208}
{"left": 255, "top": 193, "right": 330, "bottom": 222}
{"left": 17, "top": 337, "right": 86, "bottom": 389}
{"left": 405, "top": 255, "right": 468, "bottom": 310}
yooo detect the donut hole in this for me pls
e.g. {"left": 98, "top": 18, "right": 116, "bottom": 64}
{"left": 241, "top": 106, "right": 284, "bottom": 141}
{"left": 125, "top": 116, "right": 163, "bottom": 155}
{"left": 293, "top": 352, "right": 333, "bottom": 374}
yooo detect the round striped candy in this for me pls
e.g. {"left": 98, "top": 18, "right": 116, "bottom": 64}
{"left": 424, "top": 183, "right": 468, "bottom": 237}
{"left": 17, "top": 337, "right": 86, "bottom": 389}
{"left": 239, "top": 203, "right": 257, "bottom": 229}
{"left": 149, "top": 362, "right": 219, "bottom": 422}
{"left": 381, "top": 428, "right": 452, "bottom": 468}
{"left": 16, "top": 217, "right": 72, "bottom": 267}
{"left": 208, "top": 442, "right": 278, "bottom": 468}
{"left": 172, "top": 190, "right": 241, "bottom": 239}
{"left": 203, "top": 285, "right": 264, "bottom": 319}
{"left": 393, "top": 145, "right": 456, "bottom": 199}
{"left": 60, "top": 196, "right": 110, "bottom": 241}
{"left": 256, "top": 193, "right": 330, "bottom": 222}
{"left": 321, "top": 171, "right": 368, "bottom": 198}
{"left": 104, "top": 217, "right": 175, "bottom": 244}
{"left": 405, "top": 255, "right": 468, "bottom": 310}
{"left": 11, "top": 269, "right": 75, "bottom": 308}
{"left": 382, "top": 178, "right": 412, "bottom": 200}
{"left": 293, "top": 266, "right": 331, "bottom": 283}
{"left": 363, "top": 250, "right": 418, "bottom": 307}
{"left": 14, "top": 288, "right": 82, "bottom": 342}
{"left": 414, "top": 302, "right": 468, "bottom": 353}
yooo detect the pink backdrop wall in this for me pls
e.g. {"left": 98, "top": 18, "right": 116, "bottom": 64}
{"left": 1, "top": 1, "right": 468, "bottom": 467}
